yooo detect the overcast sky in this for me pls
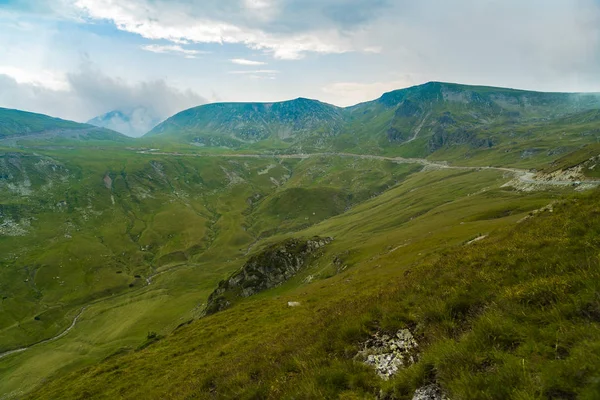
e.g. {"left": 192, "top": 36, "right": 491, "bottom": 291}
{"left": 1, "top": 0, "right": 599, "bottom": 124}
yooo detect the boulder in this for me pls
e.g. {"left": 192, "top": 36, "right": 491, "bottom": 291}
{"left": 204, "top": 236, "right": 332, "bottom": 315}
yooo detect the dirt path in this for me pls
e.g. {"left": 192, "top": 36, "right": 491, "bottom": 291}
{"left": 136, "top": 150, "right": 600, "bottom": 187}
{"left": 0, "top": 307, "right": 87, "bottom": 360}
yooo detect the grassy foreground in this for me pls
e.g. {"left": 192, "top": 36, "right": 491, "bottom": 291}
{"left": 24, "top": 184, "right": 600, "bottom": 398}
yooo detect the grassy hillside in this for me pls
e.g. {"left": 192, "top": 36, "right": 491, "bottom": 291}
{"left": 1, "top": 82, "right": 600, "bottom": 399}
{"left": 143, "top": 83, "right": 600, "bottom": 168}
{"left": 23, "top": 177, "right": 600, "bottom": 399}
{"left": 0, "top": 146, "right": 434, "bottom": 397}
{"left": 0, "top": 108, "right": 128, "bottom": 145}
{"left": 0, "top": 108, "right": 85, "bottom": 137}
{"left": 147, "top": 98, "right": 344, "bottom": 146}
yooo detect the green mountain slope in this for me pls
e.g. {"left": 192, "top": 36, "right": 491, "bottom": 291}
{"left": 145, "top": 83, "right": 600, "bottom": 164}
{"left": 25, "top": 174, "right": 600, "bottom": 400}
{"left": 146, "top": 98, "right": 344, "bottom": 146}
{"left": 1, "top": 82, "right": 600, "bottom": 399}
{"left": 0, "top": 108, "right": 129, "bottom": 142}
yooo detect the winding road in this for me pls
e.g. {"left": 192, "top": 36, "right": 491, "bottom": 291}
{"left": 0, "top": 307, "right": 87, "bottom": 360}
{"left": 2, "top": 150, "right": 598, "bottom": 361}
{"left": 136, "top": 150, "right": 600, "bottom": 187}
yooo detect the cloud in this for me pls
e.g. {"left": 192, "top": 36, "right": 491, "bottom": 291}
{"left": 228, "top": 69, "right": 279, "bottom": 74}
{"left": 0, "top": 60, "right": 205, "bottom": 135}
{"left": 87, "top": 107, "right": 162, "bottom": 137}
{"left": 230, "top": 58, "right": 267, "bottom": 65}
{"left": 69, "top": 0, "right": 377, "bottom": 59}
{"left": 141, "top": 44, "right": 208, "bottom": 58}
{"left": 0, "top": 66, "right": 69, "bottom": 91}
{"left": 322, "top": 78, "right": 423, "bottom": 106}
{"left": 3, "top": 0, "right": 600, "bottom": 119}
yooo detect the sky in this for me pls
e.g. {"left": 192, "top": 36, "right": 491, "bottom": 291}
{"left": 1, "top": 0, "right": 599, "bottom": 135}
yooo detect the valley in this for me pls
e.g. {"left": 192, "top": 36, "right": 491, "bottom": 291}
{"left": 1, "top": 82, "right": 600, "bottom": 399}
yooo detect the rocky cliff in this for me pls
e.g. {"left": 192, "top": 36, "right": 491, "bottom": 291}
{"left": 204, "top": 237, "right": 332, "bottom": 315}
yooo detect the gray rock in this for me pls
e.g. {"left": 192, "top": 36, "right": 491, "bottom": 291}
{"left": 355, "top": 329, "right": 419, "bottom": 380}
{"left": 204, "top": 237, "right": 332, "bottom": 315}
{"left": 412, "top": 384, "right": 449, "bottom": 400}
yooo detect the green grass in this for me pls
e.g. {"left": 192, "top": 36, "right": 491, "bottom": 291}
{"left": 0, "top": 146, "right": 440, "bottom": 396}
{"left": 23, "top": 187, "right": 600, "bottom": 399}
{"left": 2, "top": 90, "right": 600, "bottom": 399}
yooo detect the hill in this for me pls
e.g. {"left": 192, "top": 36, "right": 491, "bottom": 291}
{"left": 24, "top": 170, "right": 600, "bottom": 400}
{"left": 146, "top": 97, "right": 344, "bottom": 147}
{"left": 145, "top": 82, "right": 600, "bottom": 165}
{"left": 1, "top": 82, "right": 600, "bottom": 399}
{"left": 0, "top": 108, "right": 129, "bottom": 143}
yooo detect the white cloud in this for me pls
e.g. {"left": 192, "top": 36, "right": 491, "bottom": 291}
{"left": 141, "top": 44, "right": 207, "bottom": 58}
{"left": 71, "top": 0, "right": 364, "bottom": 59}
{"left": 0, "top": 61, "right": 205, "bottom": 126}
{"left": 0, "top": 66, "right": 70, "bottom": 91}
{"left": 228, "top": 69, "right": 279, "bottom": 74}
{"left": 230, "top": 58, "right": 267, "bottom": 66}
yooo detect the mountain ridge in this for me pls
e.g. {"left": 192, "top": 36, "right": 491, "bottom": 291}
{"left": 0, "top": 107, "right": 128, "bottom": 141}
{"left": 143, "top": 82, "right": 600, "bottom": 162}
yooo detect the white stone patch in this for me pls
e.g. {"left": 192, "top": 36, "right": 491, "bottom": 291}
{"left": 287, "top": 301, "right": 301, "bottom": 307}
{"left": 412, "top": 383, "right": 448, "bottom": 400}
{"left": 355, "top": 329, "right": 419, "bottom": 380}
{"left": 412, "top": 384, "right": 449, "bottom": 400}
{"left": 0, "top": 218, "right": 31, "bottom": 236}
{"left": 258, "top": 164, "right": 277, "bottom": 175}
{"left": 220, "top": 166, "right": 245, "bottom": 185}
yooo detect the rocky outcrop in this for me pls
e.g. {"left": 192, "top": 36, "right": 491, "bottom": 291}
{"left": 412, "top": 384, "right": 449, "bottom": 400}
{"left": 428, "top": 127, "right": 494, "bottom": 152}
{"left": 355, "top": 329, "right": 419, "bottom": 380}
{"left": 204, "top": 237, "right": 332, "bottom": 315}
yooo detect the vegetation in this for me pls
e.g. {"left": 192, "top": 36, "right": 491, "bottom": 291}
{"left": 0, "top": 107, "right": 128, "bottom": 141}
{"left": 24, "top": 189, "right": 600, "bottom": 399}
{"left": 1, "top": 82, "right": 600, "bottom": 399}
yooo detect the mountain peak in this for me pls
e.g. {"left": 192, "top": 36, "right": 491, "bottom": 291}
{"left": 87, "top": 107, "right": 162, "bottom": 138}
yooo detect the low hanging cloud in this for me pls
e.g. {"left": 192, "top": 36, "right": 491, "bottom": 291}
{"left": 0, "top": 61, "right": 205, "bottom": 136}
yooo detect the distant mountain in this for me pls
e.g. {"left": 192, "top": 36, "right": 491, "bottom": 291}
{"left": 0, "top": 107, "right": 128, "bottom": 142}
{"left": 145, "top": 82, "right": 600, "bottom": 157}
{"left": 87, "top": 107, "right": 162, "bottom": 138}
{"left": 343, "top": 81, "right": 600, "bottom": 155}
{"left": 146, "top": 97, "right": 345, "bottom": 146}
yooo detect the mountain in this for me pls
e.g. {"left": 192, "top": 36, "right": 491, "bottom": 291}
{"left": 87, "top": 107, "right": 162, "bottom": 138}
{"left": 346, "top": 81, "right": 600, "bottom": 142}
{"left": 146, "top": 82, "right": 600, "bottom": 162}
{"left": 146, "top": 97, "right": 345, "bottom": 146}
{"left": 0, "top": 107, "right": 128, "bottom": 142}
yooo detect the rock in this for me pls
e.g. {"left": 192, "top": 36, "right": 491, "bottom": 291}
{"left": 355, "top": 329, "right": 419, "bottom": 380}
{"left": 412, "top": 384, "right": 449, "bottom": 400}
{"left": 204, "top": 236, "right": 332, "bottom": 315}
{"left": 103, "top": 174, "right": 112, "bottom": 189}
{"left": 287, "top": 301, "right": 301, "bottom": 307}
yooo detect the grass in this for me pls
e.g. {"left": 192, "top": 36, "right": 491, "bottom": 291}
{"left": 23, "top": 188, "right": 600, "bottom": 399}
{"left": 0, "top": 146, "right": 439, "bottom": 397}
{"left": 2, "top": 88, "right": 600, "bottom": 398}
